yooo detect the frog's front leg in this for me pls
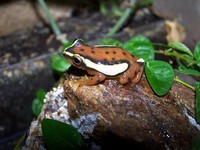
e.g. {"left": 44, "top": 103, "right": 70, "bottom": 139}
{"left": 80, "top": 71, "right": 106, "bottom": 86}
{"left": 119, "top": 63, "right": 143, "bottom": 85}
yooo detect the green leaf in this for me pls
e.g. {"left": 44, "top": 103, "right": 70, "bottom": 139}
{"left": 195, "top": 82, "right": 200, "bottom": 123}
{"left": 180, "top": 54, "right": 195, "bottom": 65}
{"left": 99, "top": 38, "right": 122, "bottom": 47}
{"left": 177, "top": 67, "right": 200, "bottom": 77}
{"left": 51, "top": 53, "right": 71, "bottom": 73}
{"left": 100, "top": 0, "right": 108, "bottom": 16}
{"left": 196, "top": 60, "right": 200, "bottom": 68}
{"left": 42, "top": 119, "right": 87, "bottom": 150}
{"left": 190, "top": 136, "right": 200, "bottom": 150}
{"left": 32, "top": 89, "right": 46, "bottom": 117}
{"left": 122, "top": 35, "right": 154, "bottom": 61}
{"left": 63, "top": 41, "right": 73, "bottom": 50}
{"left": 176, "top": 60, "right": 200, "bottom": 76}
{"left": 194, "top": 42, "right": 200, "bottom": 67}
{"left": 136, "top": 0, "right": 154, "bottom": 8}
{"left": 168, "top": 41, "right": 193, "bottom": 57}
{"left": 145, "top": 60, "right": 174, "bottom": 96}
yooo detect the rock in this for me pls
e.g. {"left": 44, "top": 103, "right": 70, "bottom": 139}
{"left": 21, "top": 68, "right": 200, "bottom": 149}
{"left": 63, "top": 69, "right": 199, "bottom": 149}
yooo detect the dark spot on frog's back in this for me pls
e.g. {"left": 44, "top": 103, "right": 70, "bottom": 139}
{"left": 91, "top": 50, "right": 95, "bottom": 54}
{"left": 112, "top": 58, "right": 115, "bottom": 61}
{"left": 122, "top": 52, "right": 126, "bottom": 55}
{"left": 113, "top": 51, "right": 116, "bottom": 54}
{"left": 105, "top": 51, "right": 109, "bottom": 54}
{"left": 79, "top": 48, "right": 84, "bottom": 51}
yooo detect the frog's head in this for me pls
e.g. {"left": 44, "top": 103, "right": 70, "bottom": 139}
{"left": 63, "top": 39, "right": 88, "bottom": 69}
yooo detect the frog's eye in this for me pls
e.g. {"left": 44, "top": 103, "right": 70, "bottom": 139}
{"left": 73, "top": 54, "right": 82, "bottom": 66}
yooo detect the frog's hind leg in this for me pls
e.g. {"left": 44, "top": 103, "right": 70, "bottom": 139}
{"left": 131, "top": 65, "right": 144, "bottom": 84}
{"left": 119, "top": 63, "right": 144, "bottom": 85}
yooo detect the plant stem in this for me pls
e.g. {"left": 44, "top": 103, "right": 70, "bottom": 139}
{"left": 106, "top": 0, "right": 136, "bottom": 37}
{"left": 111, "top": 1, "right": 123, "bottom": 17}
{"left": 154, "top": 50, "right": 196, "bottom": 65}
{"left": 38, "top": 0, "right": 68, "bottom": 45}
{"left": 174, "top": 76, "right": 195, "bottom": 91}
{"left": 152, "top": 43, "right": 170, "bottom": 49}
{"left": 100, "top": 0, "right": 107, "bottom": 16}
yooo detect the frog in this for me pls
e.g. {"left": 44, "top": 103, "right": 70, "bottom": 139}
{"left": 63, "top": 39, "right": 144, "bottom": 86}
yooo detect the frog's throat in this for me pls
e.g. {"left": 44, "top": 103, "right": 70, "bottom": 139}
{"left": 63, "top": 51, "right": 129, "bottom": 76}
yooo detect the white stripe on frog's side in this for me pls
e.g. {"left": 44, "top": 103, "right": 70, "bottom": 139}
{"left": 63, "top": 51, "right": 129, "bottom": 76}
{"left": 83, "top": 57, "right": 129, "bottom": 76}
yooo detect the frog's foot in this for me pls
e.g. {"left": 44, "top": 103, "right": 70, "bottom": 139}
{"left": 79, "top": 73, "right": 106, "bottom": 86}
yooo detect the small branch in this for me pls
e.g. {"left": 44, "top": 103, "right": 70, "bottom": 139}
{"left": 154, "top": 50, "right": 196, "bottom": 65}
{"left": 111, "top": 1, "right": 123, "bottom": 17}
{"left": 106, "top": 0, "right": 136, "bottom": 37}
{"left": 38, "top": 0, "right": 68, "bottom": 45}
{"left": 174, "top": 76, "right": 195, "bottom": 91}
{"left": 100, "top": 0, "right": 107, "bottom": 16}
{"left": 152, "top": 43, "right": 170, "bottom": 49}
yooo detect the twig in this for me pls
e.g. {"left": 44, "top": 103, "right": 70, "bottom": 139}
{"left": 174, "top": 76, "right": 195, "bottom": 91}
{"left": 38, "top": 0, "right": 68, "bottom": 45}
{"left": 106, "top": 0, "right": 136, "bottom": 37}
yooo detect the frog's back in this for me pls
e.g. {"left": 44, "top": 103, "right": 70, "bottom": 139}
{"left": 67, "top": 39, "right": 137, "bottom": 64}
